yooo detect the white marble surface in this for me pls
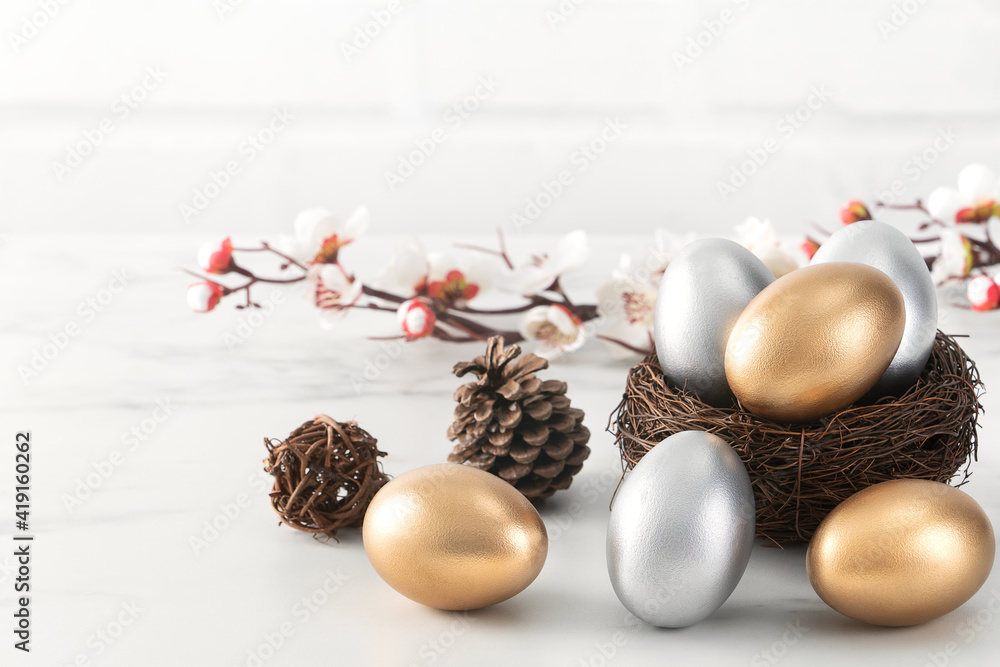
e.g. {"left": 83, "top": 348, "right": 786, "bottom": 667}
{"left": 3, "top": 233, "right": 1000, "bottom": 667}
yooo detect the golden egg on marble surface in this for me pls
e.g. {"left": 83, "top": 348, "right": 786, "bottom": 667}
{"left": 362, "top": 463, "right": 547, "bottom": 610}
{"left": 807, "top": 479, "right": 995, "bottom": 626}
{"left": 724, "top": 262, "right": 906, "bottom": 422}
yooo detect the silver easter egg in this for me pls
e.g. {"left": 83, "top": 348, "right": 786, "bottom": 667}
{"left": 607, "top": 431, "right": 756, "bottom": 627}
{"left": 811, "top": 220, "right": 937, "bottom": 398}
{"left": 654, "top": 239, "right": 775, "bottom": 407}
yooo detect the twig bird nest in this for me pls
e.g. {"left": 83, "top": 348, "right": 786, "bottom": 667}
{"left": 610, "top": 332, "right": 983, "bottom": 546}
{"left": 264, "top": 415, "right": 390, "bottom": 540}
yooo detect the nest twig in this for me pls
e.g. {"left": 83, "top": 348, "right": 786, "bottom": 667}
{"left": 609, "top": 331, "right": 983, "bottom": 546}
{"left": 264, "top": 415, "right": 389, "bottom": 540}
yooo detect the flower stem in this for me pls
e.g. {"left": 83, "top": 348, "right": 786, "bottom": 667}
{"left": 597, "top": 334, "right": 653, "bottom": 356}
{"left": 232, "top": 243, "right": 309, "bottom": 272}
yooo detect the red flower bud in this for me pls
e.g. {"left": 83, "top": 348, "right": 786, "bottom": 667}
{"left": 968, "top": 275, "right": 1000, "bottom": 312}
{"left": 839, "top": 200, "right": 871, "bottom": 225}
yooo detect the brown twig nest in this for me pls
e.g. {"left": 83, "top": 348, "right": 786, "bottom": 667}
{"left": 610, "top": 331, "right": 984, "bottom": 546}
{"left": 264, "top": 415, "right": 390, "bottom": 540}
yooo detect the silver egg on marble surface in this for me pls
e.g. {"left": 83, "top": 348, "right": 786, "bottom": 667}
{"left": 653, "top": 239, "right": 775, "bottom": 407}
{"left": 606, "top": 431, "right": 756, "bottom": 628}
{"left": 811, "top": 220, "right": 937, "bottom": 398}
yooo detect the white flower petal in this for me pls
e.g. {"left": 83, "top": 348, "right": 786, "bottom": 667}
{"left": 926, "top": 186, "right": 966, "bottom": 223}
{"left": 319, "top": 264, "right": 350, "bottom": 292}
{"left": 753, "top": 247, "right": 800, "bottom": 278}
{"left": 549, "top": 230, "right": 590, "bottom": 273}
{"left": 503, "top": 265, "right": 551, "bottom": 295}
{"left": 736, "top": 217, "right": 778, "bottom": 251}
{"left": 519, "top": 305, "right": 551, "bottom": 330}
{"left": 374, "top": 238, "right": 428, "bottom": 295}
{"left": 294, "top": 208, "right": 339, "bottom": 245}
{"left": 427, "top": 251, "right": 457, "bottom": 281}
{"left": 518, "top": 305, "right": 585, "bottom": 359}
{"left": 595, "top": 280, "right": 624, "bottom": 320}
{"left": 341, "top": 206, "right": 369, "bottom": 242}
{"left": 931, "top": 229, "right": 970, "bottom": 284}
{"left": 548, "top": 306, "right": 577, "bottom": 336}
{"left": 957, "top": 164, "right": 998, "bottom": 202}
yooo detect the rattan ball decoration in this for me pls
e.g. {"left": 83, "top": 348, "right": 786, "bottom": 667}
{"left": 448, "top": 336, "right": 591, "bottom": 500}
{"left": 611, "top": 331, "right": 983, "bottom": 546}
{"left": 264, "top": 415, "right": 390, "bottom": 539}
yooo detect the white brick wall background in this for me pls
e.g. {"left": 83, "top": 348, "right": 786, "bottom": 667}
{"left": 1, "top": 0, "right": 998, "bottom": 237}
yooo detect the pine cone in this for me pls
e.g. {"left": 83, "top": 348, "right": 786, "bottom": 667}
{"left": 447, "top": 336, "right": 590, "bottom": 499}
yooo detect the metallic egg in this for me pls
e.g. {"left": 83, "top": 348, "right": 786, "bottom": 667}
{"left": 654, "top": 238, "right": 775, "bottom": 407}
{"left": 811, "top": 220, "right": 938, "bottom": 398}
{"left": 607, "top": 431, "right": 756, "bottom": 627}
{"left": 725, "top": 262, "right": 906, "bottom": 423}
{"left": 362, "top": 463, "right": 547, "bottom": 610}
{"left": 807, "top": 480, "right": 995, "bottom": 626}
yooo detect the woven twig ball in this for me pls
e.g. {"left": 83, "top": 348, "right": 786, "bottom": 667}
{"left": 264, "top": 415, "right": 389, "bottom": 540}
{"left": 610, "top": 331, "right": 983, "bottom": 546}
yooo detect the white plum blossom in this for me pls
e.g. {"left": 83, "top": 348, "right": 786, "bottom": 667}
{"left": 593, "top": 230, "right": 694, "bottom": 358}
{"left": 596, "top": 279, "right": 656, "bottom": 358}
{"left": 519, "top": 304, "right": 586, "bottom": 359}
{"left": 927, "top": 164, "right": 998, "bottom": 224}
{"left": 425, "top": 251, "right": 492, "bottom": 306}
{"left": 504, "top": 231, "right": 590, "bottom": 295}
{"left": 930, "top": 228, "right": 973, "bottom": 285}
{"left": 280, "top": 206, "right": 369, "bottom": 264}
{"left": 374, "top": 243, "right": 492, "bottom": 305}
{"left": 736, "top": 217, "right": 802, "bottom": 278}
{"left": 313, "top": 263, "right": 363, "bottom": 326}
{"left": 374, "top": 238, "right": 430, "bottom": 296}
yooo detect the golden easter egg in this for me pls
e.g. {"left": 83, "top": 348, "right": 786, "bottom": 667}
{"left": 807, "top": 480, "right": 995, "bottom": 626}
{"left": 362, "top": 463, "right": 547, "bottom": 610}
{"left": 724, "top": 262, "right": 906, "bottom": 422}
